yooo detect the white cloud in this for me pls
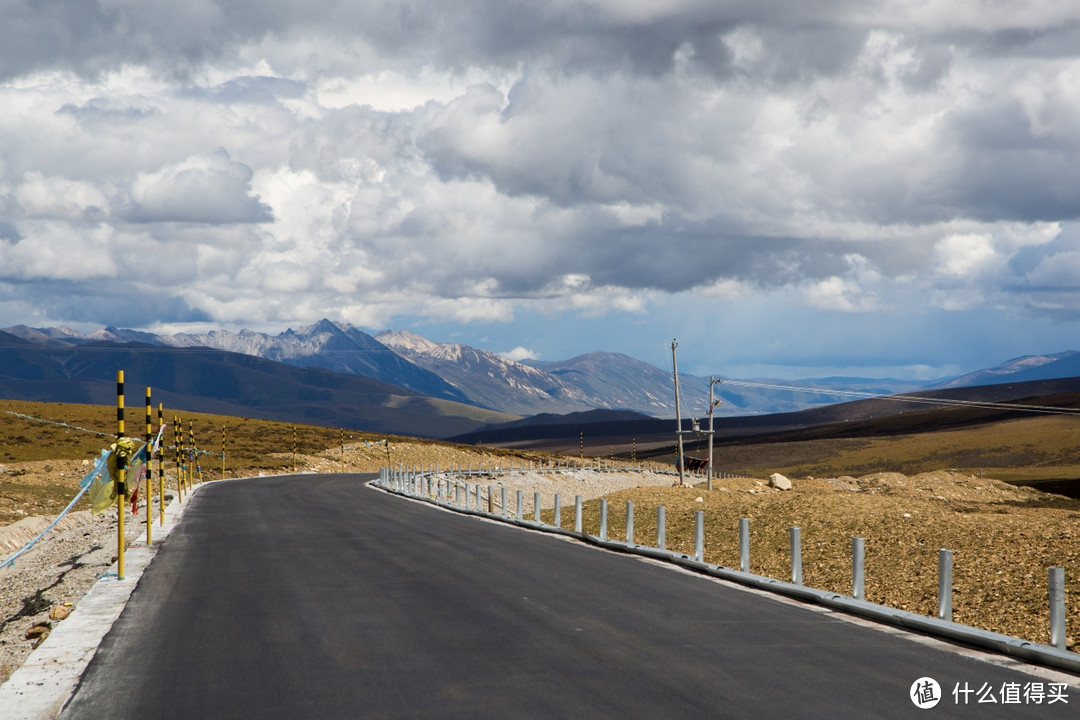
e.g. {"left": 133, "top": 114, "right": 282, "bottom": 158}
{"left": 804, "top": 276, "right": 880, "bottom": 312}
{"left": 501, "top": 346, "right": 539, "bottom": 362}
{"left": 934, "top": 233, "right": 1001, "bottom": 277}
{"left": 124, "top": 150, "right": 273, "bottom": 224}
{"left": 14, "top": 173, "right": 110, "bottom": 221}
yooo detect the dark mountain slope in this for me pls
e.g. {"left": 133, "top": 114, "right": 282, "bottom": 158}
{"left": 0, "top": 337, "right": 514, "bottom": 437}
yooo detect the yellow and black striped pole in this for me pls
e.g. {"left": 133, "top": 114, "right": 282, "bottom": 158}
{"left": 340, "top": 428, "right": 344, "bottom": 474}
{"left": 221, "top": 424, "right": 226, "bottom": 480}
{"left": 186, "top": 423, "right": 193, "bottom": 490}
{"left": 292, "top": 425, "right": 297, "bottom": 473}
{"left": 145, "top": 387, "right": 152, "bottom": 545}
{"left": 116, "top": 370, "right": 126, "bottom": 580}
{"left": 174, "top": 416, "right": 183, "bottom": 502}
{"left": 158, "top": 403, "right": 165, "bottom": 526}
{"left": 190, "top": 423, "right": 196, "bottom": 490}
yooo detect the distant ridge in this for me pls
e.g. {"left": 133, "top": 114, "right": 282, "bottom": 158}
{"left": 0, "top": 335, "right": 515, "bottom": 437}
{"left": 448, "top": 377, "right": 1080, "bottom": 449}
{"left": 378, "top": 330, "right": 623, "bottom": 415}
{"left": 930, "top": 351, "right": 1080, "bottom": 389}
{"left": 4, "top": 320, "right": 469, "bottom": 405}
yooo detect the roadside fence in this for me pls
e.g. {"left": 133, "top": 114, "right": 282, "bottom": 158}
{"left": 375, "top": 463, "right": 1079, "bottom": 676}
{"left": 1, "top": 371, "right": 213, "bottom": 576}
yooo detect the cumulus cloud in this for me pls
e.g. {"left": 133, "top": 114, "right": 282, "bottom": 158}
{"left": 501, "top": 346, "right": 539, "bottom": 362}
{"left": 0, "top": 0, "right": 1079, "bottom": 362}
{"left": 123, "top": 150, "right": 273, "bottom": 224}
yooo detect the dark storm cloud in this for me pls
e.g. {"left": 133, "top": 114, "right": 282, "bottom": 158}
{"left": 0, "top": 276, "right": 210, "bottom": 327}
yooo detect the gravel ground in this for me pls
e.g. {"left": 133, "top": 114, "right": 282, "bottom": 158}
{"left": 431, "top": 467, "right": 682, "bottom": 515}
{"left": 0, "top": 499, "right": 165, "bottom": 684}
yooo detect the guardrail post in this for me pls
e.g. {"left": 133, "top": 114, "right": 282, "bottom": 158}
{"left": 626, "top": 501, "right": 634, "bottom": 544}
{"left": 575, "top": 495, "right": 582, "bottom": 533}
{"left": 534, "top": 492, "right": 541, "bottom": 523}
{"left": 516, "top": 490, "right": 523, "bottom": 520}
{"left": 487, "top": 485, "right": 494, "bottom": 513}
{"left": 1049, "top": 567, "right": 1066, "bottom": 649}
{"left": 852, "top": 537, "right": 865, "bottom": 601}
{"left": 600, "top": 498, "right": 608, "bottom": 541}
{"left": 938, "top": 549, "right": 954, "bottom": 622}
{"left": 501, "top": 487, "right": 507, "bottom": 517}
{"left": 475, "top": 484, "right": 481, "bottom": 510}
{"left": 554, "top": 493, "right": 561, "bottom": 528}
{"left": 437, "top": 479, "right": 443, "bottom": 503}
{"left": 739, "top": 518, "right": 750, "bottom": 572}
{"left": 657, "top": 506, "right": 666, "bottom": 551}
{"left": 790, "top": 527, "right": 802, "bottom": 585}
{"left": 455, "top": 482, "right": 461, "bottom": 508}
{"left": 694, "top": 511, "right": 704, "bottom": 562}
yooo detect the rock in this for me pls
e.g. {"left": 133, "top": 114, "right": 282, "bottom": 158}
{"left": 49, "top": 604, "right": 72, "bottom": 621}
{"left": 25, "top": 622, "right": 51, "bottom": 640}
{"left": 695, "top": 497, "right": 703, "bottom": 503}
{"left": 768, "top": 473, "right": 792, "bottom": 491}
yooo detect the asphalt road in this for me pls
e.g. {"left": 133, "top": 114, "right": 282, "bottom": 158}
{"left": 58, "top": 474, "right": 1074, "bottom": 719}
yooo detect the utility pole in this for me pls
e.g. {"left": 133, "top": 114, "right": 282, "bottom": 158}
{"left": 672, "top": 340, "right": 686, "bottom": 487}
{"left": 707, "top": 377, "right": 722, "bottom": 491}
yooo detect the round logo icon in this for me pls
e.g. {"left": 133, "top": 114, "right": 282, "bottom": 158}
{"left": 911, "top": 677, "right": 942, "bottom": 709}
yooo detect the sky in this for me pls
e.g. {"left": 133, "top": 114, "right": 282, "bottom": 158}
{"left": 2, "top": 1, "right": 1080, "bottom": 380}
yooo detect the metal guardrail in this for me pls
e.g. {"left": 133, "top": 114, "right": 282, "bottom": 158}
{"left": 374, "top": 465, "right": 1080, "bottom": 677}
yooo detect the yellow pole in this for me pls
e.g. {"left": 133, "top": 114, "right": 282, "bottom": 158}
{"left": 187, "top": 422, "right": 195, "bottom": 488}
{"left": 175, "top": 417, "right": 183, "bottom": 502}
{"left": 116, "top": 370, "right": 126, "bottom": 580}
{"left": 340, "top": 428, "right": 344, "bottom": 474}
{"left": 293, "top": 426, "right": 297, "bottom": 473}
{"left": 158, "top": 403, "right": 165, "bottom": 526}
{"left": 222, "top": 424, "right": 226, "bottom": 480}
{"left": 145, "top": 387, "right": 152, "bottom": 546}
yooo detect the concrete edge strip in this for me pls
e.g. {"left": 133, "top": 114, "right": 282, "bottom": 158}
{"left": 374, "top": 479, "right": 1080, "bottom": 678}
{"left": 0, "top": 484, "right": 207, "bottom": 720}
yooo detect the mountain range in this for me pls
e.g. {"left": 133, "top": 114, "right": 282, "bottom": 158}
{"left": 2, "top": 319, "right": 1079, "bottom": 438}
{"left": 0, "top": 329, "right": 513, "bottom": 438}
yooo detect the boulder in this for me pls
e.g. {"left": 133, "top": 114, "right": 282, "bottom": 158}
{"left": 768, "top": 473, "right": 792, "bottom": 491}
